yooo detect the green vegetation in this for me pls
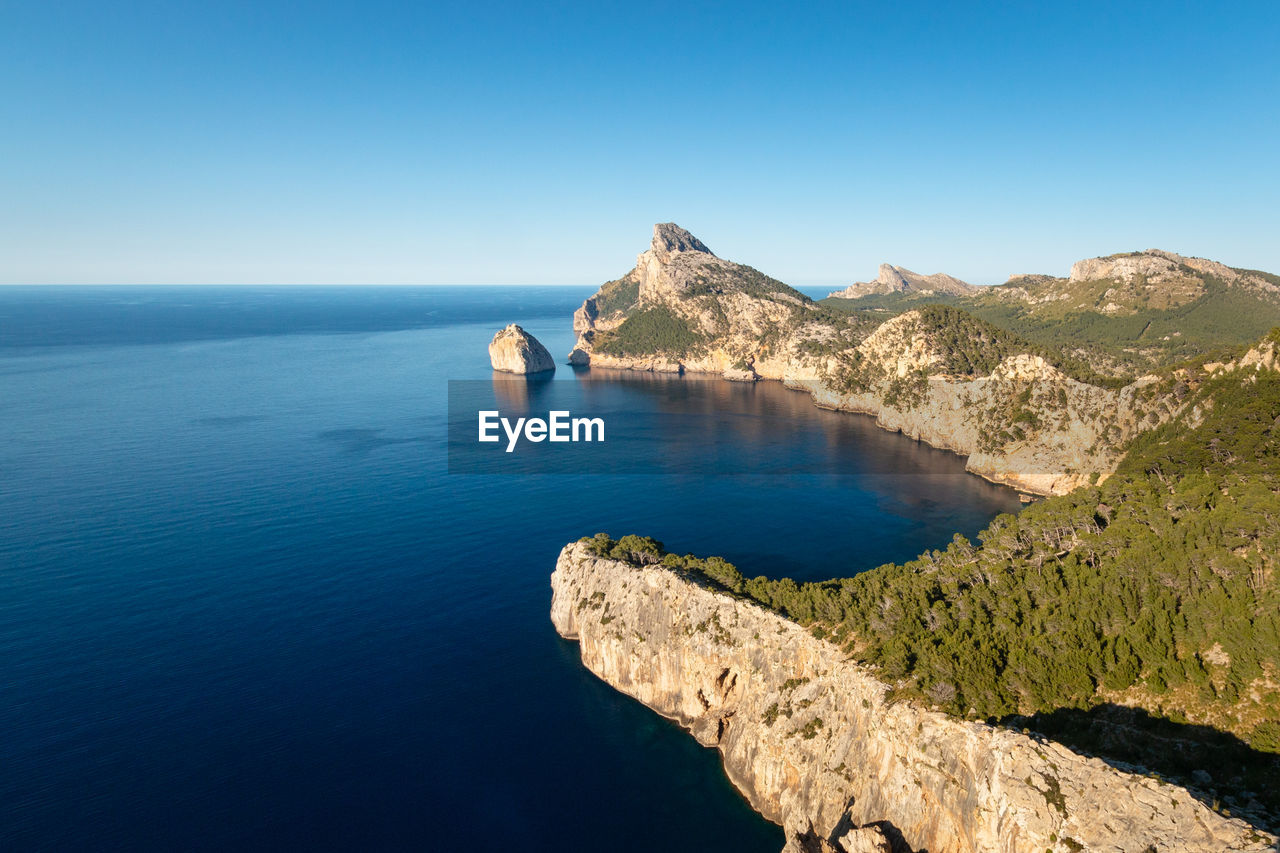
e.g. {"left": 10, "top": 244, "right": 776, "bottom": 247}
{"left": 686, "top": 264, "right": 811, "bottom": 302}
{"left": 965, "top": 276, "right": 1280, "bottom": 376}
{"left": 913, "top": 305, "right": 1033, "bottom": 375}
{"left": 796, "top": 717, "right": 824, "bottom": 739}
{"left": 592, "top": 367, "right": 1280, "bottom": 725}
{"left": 592, "top": 272, "right": 641, "bottom": 316}
{"left": 820, "top": 291, "right": 960, "bottom": 315}
{"left": 826, "top": 304, "right": 1124, "bottom": 393}
{"left": 593, "top": 305, "right": 705, "bottom": 358}
{"left": 582, "top": 335, "right": 1280, "bottom": 820}
{"left": 823, "top": 274, "right": 1280, "bottom": 382}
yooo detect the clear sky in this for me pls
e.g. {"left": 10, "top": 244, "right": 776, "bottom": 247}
{"left": 2, "top": 1, "right": 1277, "bottom": 285}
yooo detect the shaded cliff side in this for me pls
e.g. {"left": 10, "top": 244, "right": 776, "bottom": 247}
{"left": 551, "top": 542, "right": 1276, "bottom": 853}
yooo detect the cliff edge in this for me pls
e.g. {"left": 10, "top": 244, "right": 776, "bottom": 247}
{"left": 551, "top": 542, "right": 1276, "bottom": 853}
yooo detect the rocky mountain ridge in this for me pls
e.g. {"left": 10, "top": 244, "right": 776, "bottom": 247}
{"left": 800, "top": 310, "right": 1170, "bottom": 494}
{"left": 984, "top": 248, "right": 1280, "bottom": 317}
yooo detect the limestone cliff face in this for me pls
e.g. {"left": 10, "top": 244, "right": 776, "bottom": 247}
{"left": 1070, "top": 249, "right": 1250, "bottom": 288}
{"left": 828, "top": 264, "right": 979, "bottom": 299}
{"left": 569, "top": 223, "right": 829, "bottom": 383}
{"left": 791, "top": 312, "right": 1173, "bottom": 494}
{"left": 488, "top": 324, "right": 555, "bottom": 374}
{"left": 551, "top": 543, "right": 1277, "bottom": 853}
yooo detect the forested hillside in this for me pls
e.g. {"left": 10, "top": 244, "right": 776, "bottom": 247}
{"left": 582, "top": 333, "right": 1280, "bottom": 825}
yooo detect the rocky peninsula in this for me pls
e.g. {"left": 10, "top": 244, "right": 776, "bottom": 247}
{"left": 551, "top": 542, "right": 1277, "bottom": 853}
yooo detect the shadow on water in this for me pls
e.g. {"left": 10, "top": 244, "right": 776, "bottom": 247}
{"left": 1000, "top": 704, "right": 1280, "bottom": 832}
{"left": 491, "top": 371, "right": 558, "bottom": 408}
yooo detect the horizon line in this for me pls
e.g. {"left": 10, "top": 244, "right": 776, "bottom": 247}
{"left": 0, "top": 280, "right": 870, "bottom": 289}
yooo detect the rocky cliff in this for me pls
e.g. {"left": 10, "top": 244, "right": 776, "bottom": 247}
{"left": 489, "top": 323, "right": 556, "bottom": 374}
{"left": 828, "top": 264, "right": 978, "bottom": 299}
{"left": 793, "top": 311, "right": 1172, "bottom": 494}
{"left": 551, "top": 542, "right": 1277, "bottom": 853}
{"left": 569, "top": 222, "right": 826, "bottom": 383}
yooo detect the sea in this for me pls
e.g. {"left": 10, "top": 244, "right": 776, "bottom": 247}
{"left": 0, "top": 286, "right": 1023, "bottom": 851}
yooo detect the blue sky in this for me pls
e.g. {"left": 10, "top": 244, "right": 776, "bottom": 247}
{"left": 2, "top": 1, "right": 1277, "bottom": 285}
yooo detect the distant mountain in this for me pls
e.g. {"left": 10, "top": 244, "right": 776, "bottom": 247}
{"left": 986, "top": 248, "right": 1280, "bottom": 315}
{"left": 828, "top": 263, "right": 979, "bottom": 299}
{"left": 961, "top": 249, "right": 1280, "bottom": 376}
{"left": 818, "top": 248, "right": 1280, "bottom": 378}
{"left": 569, "top": 222, "right": 848, "bottom": 379}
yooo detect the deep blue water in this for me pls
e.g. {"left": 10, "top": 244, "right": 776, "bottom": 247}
{"left": 0, "top": 286, "right": 1021, "bottom": 851}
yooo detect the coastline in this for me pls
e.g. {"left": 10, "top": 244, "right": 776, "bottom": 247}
{"left": 579, "top": 361, "right": 1064, "bottom": 496}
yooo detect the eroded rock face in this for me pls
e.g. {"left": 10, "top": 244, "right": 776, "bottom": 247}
{"left": 550, "top": 543, "right": 1276, "bottom": 853}
{"left": 829, "top": 264, "right": 978, "bottom": 299}
{"left": 572, "top": 299, "right": 599, "bottom": 335}
{"left": 650, "top": 222, "right": 714, "bottom": 260}
{"left": 1069, "top": 249, "right": 1240, "bottom": 285}
{"left": 787, "top": 312, "right": 1174, "bottom": 494}
{"left": 488, "top": 324, "right": 555, "bottom": 374}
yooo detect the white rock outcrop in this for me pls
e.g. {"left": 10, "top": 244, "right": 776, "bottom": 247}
{"left": 1070, "top": 249, "right": 1240, "bottom": 285}
{"left": 488, "top": 324, "right": 556, "bottom": 374}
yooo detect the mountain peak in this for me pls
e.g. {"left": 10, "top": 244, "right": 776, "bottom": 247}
{"left": 829, "top": 264, "right": 976, "bottom": 299}
{"left": 651, "top": 223, "right": 714, "bottom": 260}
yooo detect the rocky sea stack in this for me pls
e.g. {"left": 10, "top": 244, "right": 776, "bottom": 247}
{"left": 488, "top": 324, "right": 555, "bottom": 374}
